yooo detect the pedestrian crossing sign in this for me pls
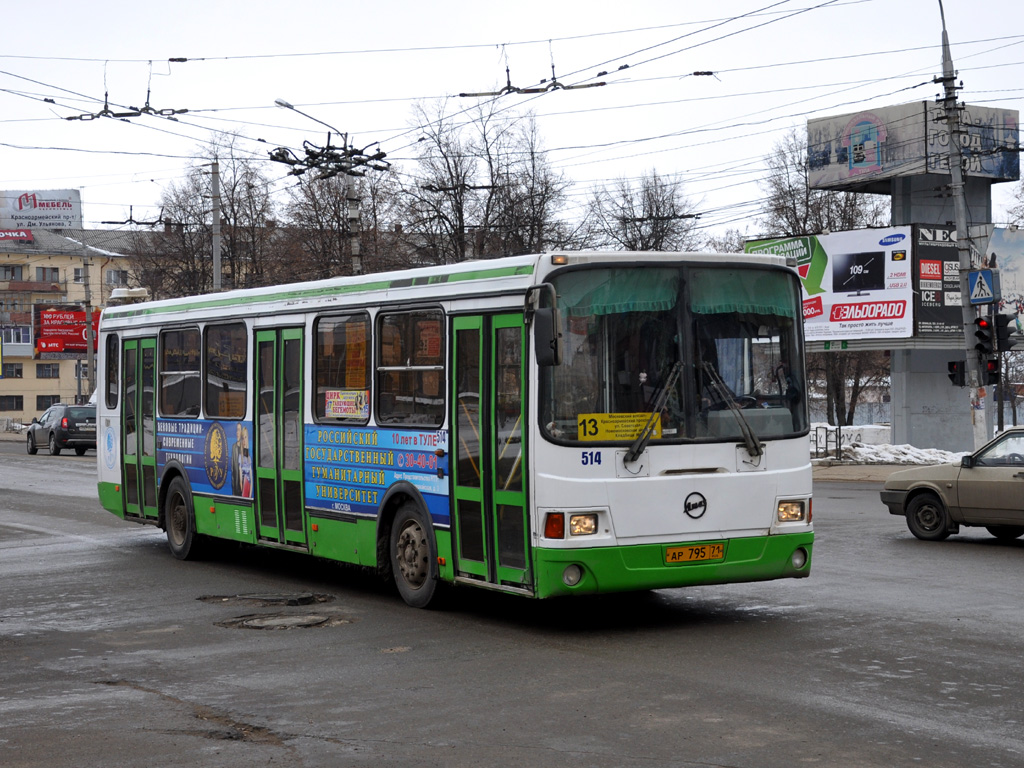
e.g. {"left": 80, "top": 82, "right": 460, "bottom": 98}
{"left": 968, "top": 269, "right": 995, "bottom": 305}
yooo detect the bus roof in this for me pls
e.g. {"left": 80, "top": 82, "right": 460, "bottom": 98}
{"left": 100, "top": 250, "right": 793, "bottom": 330}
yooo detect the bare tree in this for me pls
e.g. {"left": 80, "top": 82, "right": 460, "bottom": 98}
{"left": 759, "top": 127, "right": 893, "bottom": 426}
{"left": 585, "top": 170, "right": 701, "bottom": 251}
{"left": 130, "top": 135, "right": 283, "bottom": 295}
{"left": 398, "top": 100, "right": 569, "bottom": 264}
{"left": 759, "top": 127, "right": 889, "bottom": 236}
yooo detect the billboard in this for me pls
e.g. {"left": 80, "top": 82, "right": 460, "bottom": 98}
{"left": 33, "top": 305, "right": 100, "bottom": 358}
{"left": 807, "top": 102, "right": 1019, "bottom": 191}
{"left": 987, "top": 227, "right": 1024, "bottom": 323}
{"left": 1, "top": 189, "right": 83, "bottom": 229}
{"left": 746, "top": 227, "right": 914, "bottom": 342}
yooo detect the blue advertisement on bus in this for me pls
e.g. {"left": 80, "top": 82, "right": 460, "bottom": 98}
{"left": 157, "top": 419, "right": 254, "bottom": 499}
{"left": 304, "top": 425, "right": 450, "bottom": 524}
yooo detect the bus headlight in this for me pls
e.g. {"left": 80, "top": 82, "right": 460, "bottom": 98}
{"left": 569, "top": 514, "right": 598, "bottom": 536}
{"left": 777, "top": 500, "right": 806, "bottom": 523}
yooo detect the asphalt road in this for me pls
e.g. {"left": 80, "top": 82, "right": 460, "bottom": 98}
{"left": 1, "top": 439, "right": 1022, "bottom": 768}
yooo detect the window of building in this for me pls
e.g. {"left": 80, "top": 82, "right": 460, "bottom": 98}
{"left": 36, "top": 394, "right": 60, "bottom": 410}
{"left": 376, "top": 309, "right": 445, "bottom": 426}
{"left": 105, "top": 334, "right": 119, "bottom": 409}
{"left": 2, "top": 363, "right": 23, "bottom": 378}
{"left": 0, "top": 265, "right": 25, "bottom": 281}
{"left": 105, "top": 269, "right": 129, "bottom": 286}
{"left": 73, "top": 267, "right": 85, "bottom": 284}
{"left": 205, "top": 323, "right": 247, "bottom": 419}
{"left": 36, "top": 266, "right": 60, "bottom": 282}
{"left": 36, "top": 363, "right": 61, "bottom": 379}
{"left": 160, "top": 328, "right": 201, "bottom": 417}
{"left": 1, "top": 326, "right": 31, "bottom": 344}
{"left": 315, "top": 313, "right": 370, "bottom": 424}
{"left": 75, "top": 361, "right": 89, "bottom": 380}
{"left": 0, "top": 395, "right": 24, "bottom": 411}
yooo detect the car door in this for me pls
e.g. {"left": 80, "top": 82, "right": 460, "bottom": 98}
{"left": 956, "top": 432, "right": 1024, "bottom": 524}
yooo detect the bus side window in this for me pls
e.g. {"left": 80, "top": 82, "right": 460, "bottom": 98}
{"left": 314, "top": 313, "right": 370, "bottom": 424}
{"left": 377, "top": 310, "right": 445, "bottom": 427}
{"left": 160, "top": 328, "right": 202, "bottom": 418}
{"left": 105, "top": 333, "right": 119, "bottom": 409}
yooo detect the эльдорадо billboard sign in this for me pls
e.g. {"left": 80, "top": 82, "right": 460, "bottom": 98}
{"left": 745, "top": 227, "right": 913, "bottom": 342}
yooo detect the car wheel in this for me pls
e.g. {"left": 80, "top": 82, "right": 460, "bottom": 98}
{"left": 74, "top": 446, "right": 87, "bottom": 456}
{"left": 905, "top": 493, "right": 950, "bottom": 541}
{"left": 389, "top": 501, "right": 439, "bottom": 608}
{"left": 26, "top": 433, "right": 38, "bottom": 455}
{"left": 985, "top": 525, "right": 1024, "bottom": 541}
{"left": 48, "top": 434, "right": 61, "bottom": 456}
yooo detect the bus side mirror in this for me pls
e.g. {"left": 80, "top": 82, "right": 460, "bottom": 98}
{"left": 526, "top": 283, "right": 563, "bottom": 367}
{"left": 533, "top": 306, "right": 563, "bottom": 367}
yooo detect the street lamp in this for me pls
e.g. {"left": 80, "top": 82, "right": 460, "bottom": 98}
{"left": 275, "top": 98, "right": 346, "bottom": 142}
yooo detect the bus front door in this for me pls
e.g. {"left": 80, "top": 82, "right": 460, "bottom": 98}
{"left": 451, "top": 314, "right": 531, "bottom": 590}
{"left": 122, "top": 337, "right": 158, "bottom": 520}
{"left": 254, "top": 328, "right": 307, "bottom": 548}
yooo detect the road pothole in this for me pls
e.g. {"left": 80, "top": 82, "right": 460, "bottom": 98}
{"left": 199, "top": 593, "right": 334, "bottom": 607}
{"left": 216, "top": 612, "right": 353, "bottom": 630}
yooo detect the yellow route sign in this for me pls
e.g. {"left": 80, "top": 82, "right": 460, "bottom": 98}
{"left": 577, "top": 412, "right": 661, "bottom": 441}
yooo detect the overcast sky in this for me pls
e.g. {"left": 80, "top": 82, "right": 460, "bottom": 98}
{"left": 1, "top": 0, "right": 1021, "bottom": 239}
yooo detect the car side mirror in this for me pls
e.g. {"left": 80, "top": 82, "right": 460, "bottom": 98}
{"left": 961, "top": 455, "right": 975, "bottom": 468}
{"left": 31, "top": 417, "right": 39, "bottom": 425}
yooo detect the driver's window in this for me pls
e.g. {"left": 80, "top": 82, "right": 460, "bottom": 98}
{"left": 977, "top": 434, "right": 1024, "bottom": 466}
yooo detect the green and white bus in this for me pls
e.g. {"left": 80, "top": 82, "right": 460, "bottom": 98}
{"left": 96, "top": 251, "right": 813, "bottom": 607}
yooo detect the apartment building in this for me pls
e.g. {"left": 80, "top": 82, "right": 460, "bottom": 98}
{"left": 0, "top": 228, "right": 137, "bottom": 427}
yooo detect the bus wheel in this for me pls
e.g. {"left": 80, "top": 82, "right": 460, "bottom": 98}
{"left": 165, "top": 476, "right": 202, "bottom": 560}
{"left": 906, "top": 493, "right": 950, "bottom": 542}
{"left": 389, "top": 502, "right": 437, "bottom": 608}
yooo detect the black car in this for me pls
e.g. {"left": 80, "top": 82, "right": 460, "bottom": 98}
{"left": 26, "top": 403, "right": 97, "bottom": 456}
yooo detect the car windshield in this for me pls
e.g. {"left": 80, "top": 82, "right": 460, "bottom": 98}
{"left": 539, "top": 265, "right": 807, "bottom": 445}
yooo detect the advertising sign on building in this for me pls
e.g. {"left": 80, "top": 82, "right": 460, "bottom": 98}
{"left": 807, "top": 102, "right": 1020, "bottom": 191}
{"left": 746, "top": 227, "right": 914, "bottom": 342}
{"left": 1, "top": 189, "right": 83, "bottom": 229}
{"left": 33, "top": 305, "right": 100, "bottom": 358}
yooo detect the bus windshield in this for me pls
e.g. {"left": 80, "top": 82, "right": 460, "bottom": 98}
{"left": 540, "top": 265, "right": 807, "bottom": 445}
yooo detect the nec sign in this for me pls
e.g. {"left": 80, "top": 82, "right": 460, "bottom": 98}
{"left": 918, "top": 228, "right": 956, "bottom": 243}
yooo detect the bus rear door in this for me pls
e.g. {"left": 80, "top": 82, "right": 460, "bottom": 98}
{"left": 122, "top": 337, "right": 158, "bottom": 520}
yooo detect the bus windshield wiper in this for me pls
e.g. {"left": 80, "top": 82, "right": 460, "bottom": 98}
{"left": 702, "top": 361, "right": 763, "bottom": 458}
{"left": 624, "top": 361, "right": 683, "bottom": 464}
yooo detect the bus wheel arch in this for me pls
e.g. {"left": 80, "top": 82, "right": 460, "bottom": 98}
{"left": 377, "top": 484, "right": 439, "bottom": 608}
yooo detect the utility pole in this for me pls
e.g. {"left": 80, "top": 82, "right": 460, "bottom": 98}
{"left": 936, "top": 1, "right": 987, "bottom": 450}
{"left": 211, "top": 158, "right": 222, "bottom": 291}
{"left": 79, "top": 234, "right": 96, "bottom": 400}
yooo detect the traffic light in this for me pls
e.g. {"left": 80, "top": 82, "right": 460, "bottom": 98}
{"left": 947, "top": 360, "right": 966, "bottom": 387}
{"left": 984, "top": 358, "right": 1000, "bottom": 385}
{"left": 974, "top": 315, "right": 994, "bottom": 356}
{"left": 995, "top": 313, "right": 1019, "bottom": 353}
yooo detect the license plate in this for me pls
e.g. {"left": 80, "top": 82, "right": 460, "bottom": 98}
{"left": 665, "top": 542, "right": 725, "bottom": 564}
{"left": 79, "top": 425, "right": 96, "bottom": 431}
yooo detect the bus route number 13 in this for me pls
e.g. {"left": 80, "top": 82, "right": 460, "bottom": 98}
{"left": 581, "top": 450, "right": 602, "bottom": 466}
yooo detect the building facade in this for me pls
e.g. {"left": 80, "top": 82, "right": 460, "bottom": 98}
{"left": 0, "top": 228, "right": 137, "bottom": 427}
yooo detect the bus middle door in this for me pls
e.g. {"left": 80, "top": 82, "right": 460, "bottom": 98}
{"left": 451, "top": 314, "right": 531, "bottom": 591}
{"left": 254, "top": 328, "right": 307, "bottom": 548}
